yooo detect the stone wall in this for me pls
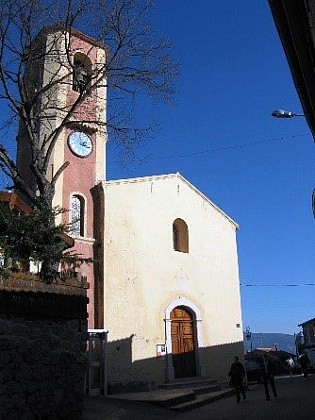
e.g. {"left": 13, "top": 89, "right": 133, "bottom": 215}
{"left": 0, "top": 273, "right": 89, "bottom": 419}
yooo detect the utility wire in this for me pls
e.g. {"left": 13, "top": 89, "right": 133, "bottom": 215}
{"left": 2, "top": 132, "right": 310, "bottom": 157}
{"left": 240, "top": 283, "right": 315, "bottom": 287}
{"left": 141, "top": 133, "right": 311, "bottom": 162}
{"left": 245, "top": 303, "right": 315, "bottom": 307}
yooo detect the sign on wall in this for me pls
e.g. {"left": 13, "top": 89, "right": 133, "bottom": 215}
{"left": 156, "top": 344, "right": 166, "bottom": 359}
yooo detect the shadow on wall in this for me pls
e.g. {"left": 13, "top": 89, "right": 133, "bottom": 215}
{"left": 105, "top": 336, "right": 244, "bottom": 394}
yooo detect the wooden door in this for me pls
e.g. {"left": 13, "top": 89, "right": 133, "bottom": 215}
{"left": 171, "top": 306, "right": 196, "bottom": 378}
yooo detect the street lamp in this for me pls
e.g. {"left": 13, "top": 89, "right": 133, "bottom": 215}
{"left": 245, "top": 326, "right": 253, "bottom": 351}
{"left": 271, "top": 109, "right": 305, "bottom": 118}
{"left": 272, "top": 108, "right": 314, "bottom": 217}
{"left": 294, "top": 332, "right": 303, "bottom": 360}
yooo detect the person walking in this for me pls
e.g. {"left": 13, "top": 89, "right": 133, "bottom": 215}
{"left": 228, "top": 356, "right": 246, "bottom": 403}
{"left": 286, "top": 356, "right": 294, "bottom": 377}
{"left": 260, "top": 353, "right": 278, "bottom": 401}
{"left": 299, "top": 351, "right": 311, "bottom": 379}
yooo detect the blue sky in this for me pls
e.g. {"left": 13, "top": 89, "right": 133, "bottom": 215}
{"left": 107, "top": 1, "right": 315, "bottom": 335}
{"left": 0, "top": 2, "right": 313, "bottom": 336}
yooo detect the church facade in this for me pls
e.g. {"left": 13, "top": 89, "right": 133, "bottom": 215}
{"left": 16, "top": 27, "right": 244, "bottom": 387}
{"left": 97, "top": 174, "right": 243, "bottom": 384}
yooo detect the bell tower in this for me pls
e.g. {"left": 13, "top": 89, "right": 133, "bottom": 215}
{"left": 16, "top": 26, "right": 107, "bottom": 328}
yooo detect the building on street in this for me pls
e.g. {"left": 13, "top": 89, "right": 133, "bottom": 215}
{"left": 12, "top": 26, "right": 244, "bottom": 390}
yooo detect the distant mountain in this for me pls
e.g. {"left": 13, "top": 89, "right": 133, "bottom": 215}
{"left": 243, "top": 332, "right": 296, "bottom": 354}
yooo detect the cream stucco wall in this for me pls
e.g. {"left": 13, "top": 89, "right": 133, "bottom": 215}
{"left": 102, "top": 173, "right": 244, "bottom": 387}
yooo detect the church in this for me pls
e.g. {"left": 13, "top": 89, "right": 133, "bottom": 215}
{"left": 16, "top": 27, "right": 244, "bottom": 388}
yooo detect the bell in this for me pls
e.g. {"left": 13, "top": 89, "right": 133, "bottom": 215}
{"left": 77, "top": 69, "right": 87, "bottom": 82}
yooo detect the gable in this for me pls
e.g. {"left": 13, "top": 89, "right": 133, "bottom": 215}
{"left": 103, "top": 172, "right": 239, "bottom": 230}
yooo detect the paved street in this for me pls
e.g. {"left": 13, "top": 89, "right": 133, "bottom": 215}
{"left": 84, "top": 375, "right": 315, "bottom": 419}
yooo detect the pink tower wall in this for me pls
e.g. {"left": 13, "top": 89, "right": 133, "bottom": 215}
{"left": 62, "top": 35, "right": 102, "bottom": 329}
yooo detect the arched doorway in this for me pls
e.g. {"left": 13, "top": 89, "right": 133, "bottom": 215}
{"left": 170, "top": 306, "right": 197, "bottom": 378}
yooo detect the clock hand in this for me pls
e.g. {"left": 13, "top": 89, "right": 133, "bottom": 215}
{"left": 80, "top": 141, "right": 90, "bottom": 148}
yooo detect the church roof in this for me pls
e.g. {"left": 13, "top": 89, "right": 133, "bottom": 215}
{"left": 104, "top": 172, "right": 239, "bottom": 229}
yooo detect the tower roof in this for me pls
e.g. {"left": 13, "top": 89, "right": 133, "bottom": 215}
{"left": 38, "top": 25, "right": 107, "bottom": 51}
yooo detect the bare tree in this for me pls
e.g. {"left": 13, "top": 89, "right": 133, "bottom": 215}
{"left": 0, "top": 0, "right": 177, "bottom": 210}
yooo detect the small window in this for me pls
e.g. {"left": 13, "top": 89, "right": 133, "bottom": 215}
{"left": 71, "top": 195, "right": 85, "bottom": 237}
{"left": 72, "top": 53, "right": 92, "bottom": 92}
{"left": 173, "top": 218, "right": 189, "bottom": 253}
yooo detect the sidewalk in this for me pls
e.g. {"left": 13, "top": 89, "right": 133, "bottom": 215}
{"left": 83, "top": 375, "right": 315, "bottom": 419}
{"left": 83, "top": 379, "right": 237, "bottom": 419}
{"left": 83, "top": 396, "right": 173, "bottom": 420}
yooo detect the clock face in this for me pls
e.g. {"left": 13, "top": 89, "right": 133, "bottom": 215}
{"left": 68, "top": 131, "right": 93, "bottom": 157}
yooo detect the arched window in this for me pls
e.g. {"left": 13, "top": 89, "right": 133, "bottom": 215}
{"left": 72, "top": 52, "right": 92, "bottom": 92}
{"left": 173, "top": 218, "right": 189, "bottom": 253}
{"left": 71, "top": 195, "right": 85, "bottom": 237}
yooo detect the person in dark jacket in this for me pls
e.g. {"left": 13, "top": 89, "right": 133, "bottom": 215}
{"left": 260, "top": 354, "right": 278, "bottom": 401}
{"left": 228, "top": 356, "right": 246, "bottom": 403}
{"left": 299, "top": 351, "right": 311, "bottom": 379}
